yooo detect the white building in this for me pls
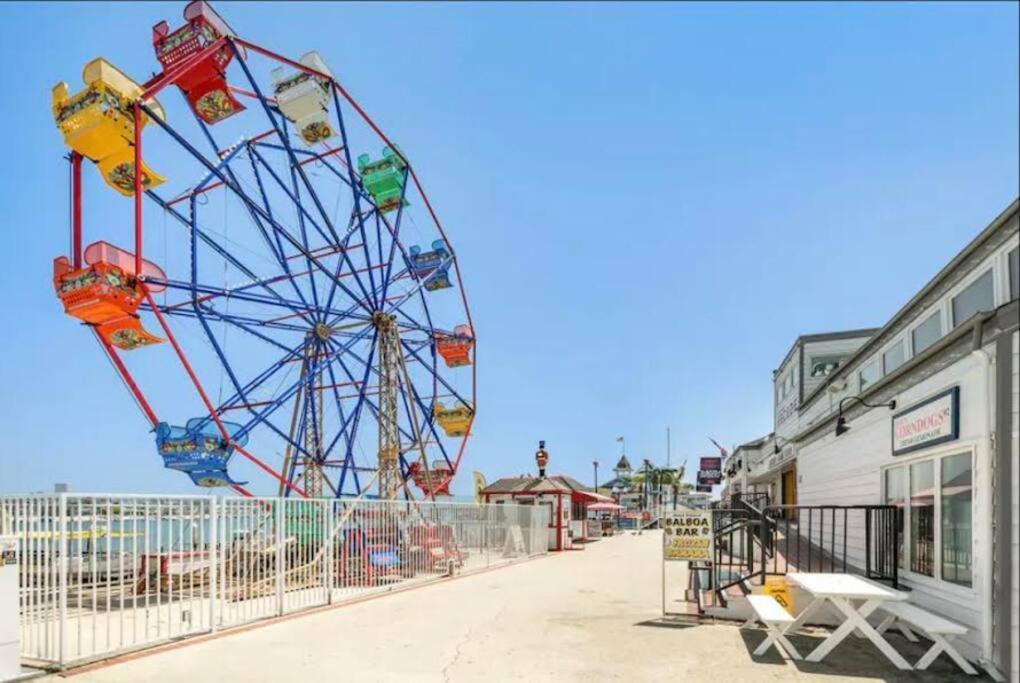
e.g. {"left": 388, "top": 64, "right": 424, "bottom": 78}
{"left": 722, "top": 199, "right": 1018, "bottom": 678}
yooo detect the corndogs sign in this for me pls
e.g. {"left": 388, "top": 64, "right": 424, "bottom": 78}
{"left": 662, "top": 511, "right": 713, "bottom": 562}
{"left": 892, "top": 387, "right": 959, "bottom": 456}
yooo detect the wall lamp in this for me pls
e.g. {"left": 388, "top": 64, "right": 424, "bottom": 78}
{"left": 773, "top": 436, "right": 788, "bottom": 454}
{"left": 835, "top": 396, "right": 896, "bottom": 437}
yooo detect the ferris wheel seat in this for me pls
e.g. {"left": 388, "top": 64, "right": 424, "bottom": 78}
{"left": 153, "top": 1, "right": 245, "bottom": 125}
{"left": 272, "top": 52, "right": 336, "bottom": 145}
{"left": 52, "top": 59, "right": 167, "bottom": 196}
{"left": 53, "top": 255, "right": 165, "bottom": 349}
{"left": 409, "top": 240, "right": 453, "bottom": 291}
{"left": 407, "top": 461, "right": 454, "bottom": 496}
{"left": 435, "top": 324, "right": 474, "bottom": 367}
{"left": 358, "top": 147, "right": 408, "bottom": 214}
{"left": 433, "top": 401, "right": 474, "bottom": 437}
{"left": 156, "top": 418, "right": 248, "bottom": 488}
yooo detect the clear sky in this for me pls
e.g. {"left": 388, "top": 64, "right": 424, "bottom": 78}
{"left": 0, "top": 2, "right": 1017, "bottom": 496}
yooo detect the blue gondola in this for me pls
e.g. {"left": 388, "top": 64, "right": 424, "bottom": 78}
{"left": 408, "top": 240, "right": 452, "bottom": 291}
{"left": 155, "top": 418, "right": 249, "bottom": 488}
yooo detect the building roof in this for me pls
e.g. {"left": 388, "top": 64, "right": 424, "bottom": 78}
{"left": 799, "top": 199, "right": 1019, "bottom": 410}
{"left": 480, "top": 474, "right": 593, "bottom": 496}
{"left": 615, "top": 455, "right": 632, "bottom": 471}
{"left": 773, "top": 328, "right": 880, "bottom": 377}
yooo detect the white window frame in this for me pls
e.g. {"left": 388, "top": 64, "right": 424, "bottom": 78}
{"left": 858, "top": 358, "right": 880, "bottom": 392}
{"left": 881, "top": 445, "right": 976, "bottom": 598}
{"left": 910, "top": 308, "right": 944, "bottom": 357}
{"left": 881, "top": 338, "right": 907, "bottom": 375}
{"left": 948, "top": 266, "right": 996, "bottom": 329}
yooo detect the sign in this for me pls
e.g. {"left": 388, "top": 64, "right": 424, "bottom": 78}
{"left": 698, "top": 457, "right": 722, "bottom": 485}
{"left": 661, "top": 510, "right": 713, "bottom": 562}
{"left": 695, "top": 484, "right": 712, "bottom": 493}
{"left": 761, "top": 577, "right": 794, "bottom": 614}
{"left": 892, "top": 387, "right": 959, "bottom": 456}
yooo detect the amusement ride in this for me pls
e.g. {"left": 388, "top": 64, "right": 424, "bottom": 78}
{"left": 50, "top": 1, "right": 475, "bottom": 501}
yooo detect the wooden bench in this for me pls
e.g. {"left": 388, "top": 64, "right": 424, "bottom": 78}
{"left": 876, "top": 601, "right": 977, "bottom": 675}
{"left": 742, "top": 594, "right": 801, "bottom": 659}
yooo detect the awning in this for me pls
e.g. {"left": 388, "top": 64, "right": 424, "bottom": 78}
{"left": 588, "top": 502, "right": 624, "bottom": 511}
{"left": 572, "top": 490, "right": 616, "bottom": 503}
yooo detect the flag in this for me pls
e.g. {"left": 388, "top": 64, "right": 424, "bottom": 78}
{"left": 708, "top": 437, "right": 728, "bottom": 459}
{"left": 615, "top": 436, "right": 624, "bottom": 443}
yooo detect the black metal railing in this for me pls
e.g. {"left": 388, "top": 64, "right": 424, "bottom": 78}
{"left": 763, "top": 504, "right": 899, "bottom": 588}
{"left": 706, "top": 503, "right": 900, "bottom": 607}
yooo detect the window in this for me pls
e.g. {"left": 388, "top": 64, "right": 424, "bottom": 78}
{"left": 941, "top": 454, "right": 972, "bottom": 587}
{"left": 859, "top": 360, "right": 880, "bottom": 391}
{"left": 885, "top": 451, "right": 972, "bottom": 586}
{"left": 1009, "top": 247, "right": 1018, "bottom": 300}
{"left": 909, "top": 460, "right": 935, "bottom": 577}
{"left": 809, "top": 355, "right": 843, "bottom": 378}
{"left": 912, "top": 311, "right": 942, "bottom": 355}
{"left": 884, "top": 468, "right": 905, "bottom": 567}
{"left": 952, "top": 269, "right": 994, "bottom": 328}
{"left": 883, "top": 340, "right": 906, "bottom": 375}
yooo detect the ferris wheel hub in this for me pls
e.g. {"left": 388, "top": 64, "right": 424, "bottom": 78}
{"left": 313, "top": 322, "right": 332, "bottom": 341}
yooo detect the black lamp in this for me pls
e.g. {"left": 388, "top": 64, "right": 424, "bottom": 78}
{"left": 835, "top": 396, "right": 897, "bottom": 437}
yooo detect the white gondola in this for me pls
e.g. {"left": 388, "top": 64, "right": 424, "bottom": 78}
{"left": 271, "top": 51, "right": 335, "bottom": 145}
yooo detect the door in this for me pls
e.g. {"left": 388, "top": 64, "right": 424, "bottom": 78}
{"left": 782, "top": 468, "right": 797, "bottom": 521}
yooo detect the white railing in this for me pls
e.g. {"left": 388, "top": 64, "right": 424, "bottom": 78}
{"left": 0, "top": 493, "right": 548, "bottom": 669}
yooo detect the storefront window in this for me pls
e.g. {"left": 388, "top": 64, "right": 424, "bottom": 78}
{"left": 884, "top": 467, "right": 905, "bottom": 567}
{"left": 951, "top": 269, "right": 993, "bottom": 328}
{"left": 940, "top": 453, "right": 972, "bottom": 587}
{"left": 909, "top": 460, "right": 935, "bottom": 577}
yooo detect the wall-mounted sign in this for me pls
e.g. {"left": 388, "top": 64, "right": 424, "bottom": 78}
{"left": 698, "top": 457, "right": 722, "bottom": 485}
{"left": 892, "top": 386, "right": 959, "bottom": 456}
{"left": 661, "top": 511, "right": 713, "bottom": 562}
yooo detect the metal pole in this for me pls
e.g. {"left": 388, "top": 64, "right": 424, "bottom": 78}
{"left": 71, "top": 152, "right": 82, "bottom": 268}
{"left": 593, "top": 460, "right": 598, "bottom": 492}
{"left": 209, "top": 495, "right": 218, "bottom": 632}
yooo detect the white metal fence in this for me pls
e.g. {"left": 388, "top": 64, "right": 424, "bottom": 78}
{"left": 0, "top": 493, "right": 548, "bottom": 669}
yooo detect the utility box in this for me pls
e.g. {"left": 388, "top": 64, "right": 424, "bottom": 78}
{"left": 0, "top": 536, "right": 20, "bottom": 681}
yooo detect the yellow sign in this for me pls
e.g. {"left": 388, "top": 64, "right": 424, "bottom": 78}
{"left": 661, "top": 511, "right": 713, "bottom": 562}
{"left": 762, "top": 576, "right": 795, "bottom": 614}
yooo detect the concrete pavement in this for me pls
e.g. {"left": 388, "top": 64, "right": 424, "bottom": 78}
{"left": 51, "top": 532, "right": 985, "bottom": 682}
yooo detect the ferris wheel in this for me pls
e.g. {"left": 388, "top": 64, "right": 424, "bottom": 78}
{"left": 50, "top": 1, "right": 475, "bottom": 500}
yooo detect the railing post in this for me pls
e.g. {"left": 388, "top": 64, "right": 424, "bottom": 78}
{"left": 865, "top": 507, "right": 873, "bottom": 580}
{"left": 209, "top": 495, "right": 218, "bottom": 632}
{"left": 325, "top": 500, "right": 334, "bottom": 604}
{"left": 276, "top": 498, "right": 284, "bottom": 616}
{"left": 57, "top": 493, "right": 68, "bottom": 669}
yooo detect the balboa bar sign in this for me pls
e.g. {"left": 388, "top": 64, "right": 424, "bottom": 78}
{"left": 892, "top": 386, "right": 959, "bottom": 456}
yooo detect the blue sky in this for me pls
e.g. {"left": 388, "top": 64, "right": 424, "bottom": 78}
{"left": 0, "top": 2, "right": 1017, "bottom": 496}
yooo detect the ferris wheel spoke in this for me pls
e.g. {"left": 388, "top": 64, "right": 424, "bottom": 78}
{"left": 400, "top": 338, "right": 471, "bottom": 410}
{"left": 214, "top": 337, "right": 310, "bottom": 416}
{"left": 231, "top": 318, "right": 377, "bottom": 443}
{"left": 231, "top": 49, "right": 380, "bottom": 313}
{"left": 142, "top": 103, "right": 377, "bottom": 318}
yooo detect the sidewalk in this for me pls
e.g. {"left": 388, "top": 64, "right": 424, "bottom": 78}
{"left": 49, "top": 532, "right": 984, "bottom": 682}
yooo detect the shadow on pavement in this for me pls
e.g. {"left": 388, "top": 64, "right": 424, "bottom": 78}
{"left": 634, "top": 617, "right": 697, "bottom": 630}
{"left": 737, "top": 628, "right": 993, "bottom": 681}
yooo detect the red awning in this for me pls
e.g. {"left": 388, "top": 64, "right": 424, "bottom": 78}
{"left": 588, "top": 502, "right": 624, "bottom": 511}
{"left": 572, "top": 490, "right": 616, "bottom": 503}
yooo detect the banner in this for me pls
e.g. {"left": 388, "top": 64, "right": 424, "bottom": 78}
{"left": 661, "top": 510, "right": 713, "bottom": 562}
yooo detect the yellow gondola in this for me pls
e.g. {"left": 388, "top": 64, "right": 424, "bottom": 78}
{"left": 433, "top": 400, "right": 474, "bottom": 437}
{"left": 52, "top": 58, "right": 167, "bottom": 196}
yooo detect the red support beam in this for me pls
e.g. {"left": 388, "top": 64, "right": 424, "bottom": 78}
{"left": 94, "top": 332, "right": 159, "bottom": 427}
{"left": 133, "top": 103, "right": 143, "bottom": 275}
{"left": 144, "top": 289, "right": 309, "bottom": 499}
{"left": 71, "top": 152, "right": 83, "bottom": 268}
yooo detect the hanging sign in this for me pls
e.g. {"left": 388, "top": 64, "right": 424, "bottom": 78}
{"left": 698, "top": 456, "right": 722, "bottom": 486}
{"left": 892, "top": 387, "right": 959, "bottom": 456}
{"left": 661, "top": 510, "right": 713, "bottom": 562}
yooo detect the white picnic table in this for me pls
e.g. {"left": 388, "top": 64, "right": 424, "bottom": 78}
{"left": 786, "top": 572, "right": 912, "bottom": 671}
